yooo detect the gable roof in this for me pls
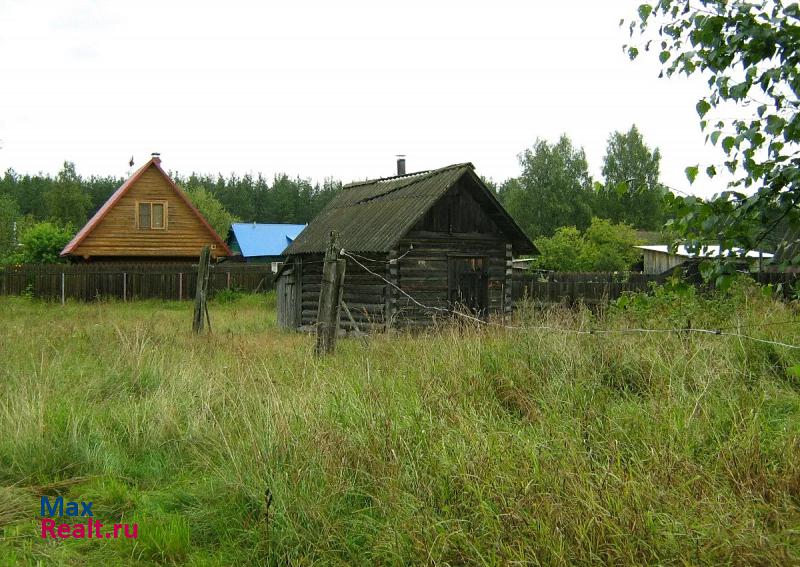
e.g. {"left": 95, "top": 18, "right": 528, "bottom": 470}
{"left": 285, "top": 163, "right": 535, "bottom": 255}
{"left": 61, "top": 157, "right": 231, "bottom": 256}
{"left": 229, "top": 223, "right": 306, "bottom": 257}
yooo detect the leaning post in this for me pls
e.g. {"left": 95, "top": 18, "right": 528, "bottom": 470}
{"left": 193, "top": 245, "right": 212, "bottom": 333}
{"left": 315, "top": 231, "right": 344, "bottom": 356}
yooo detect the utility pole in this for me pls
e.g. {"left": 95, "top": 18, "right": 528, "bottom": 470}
{"left": 315, "top": 231, "right": 346, "bottom": 355}
{"left": 193, "top": 245, "right": 212, "bottom": 333}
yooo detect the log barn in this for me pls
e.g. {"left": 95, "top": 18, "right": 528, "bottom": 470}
{"left": 276, "top": 161, "right": 536, "bottom": 331}
{"left": 61, "top": 155, "right": 230, "bottom": 262}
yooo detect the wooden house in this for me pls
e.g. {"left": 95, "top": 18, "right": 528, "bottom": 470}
{"left": 276, "top": 162, "right": 536, "bottom": 331}
{"left": 61, "top": 156, "right": 230, "bottom": 261}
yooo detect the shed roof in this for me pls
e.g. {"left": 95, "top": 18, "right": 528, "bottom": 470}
{"left": 229, "top": 223, "right": 306, "bottom": 257}
{"left": 285, "top": 163, "right": 535, "bottom": 254}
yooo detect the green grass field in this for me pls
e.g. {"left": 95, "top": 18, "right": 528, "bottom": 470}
{"left": 1, "top": 282, "right": 799, "bottom": 565}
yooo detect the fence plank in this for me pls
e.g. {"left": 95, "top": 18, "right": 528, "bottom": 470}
{"left": 0, "top": 262, "right": 275, "bottom": 301}
{"left": 2, "top": 264, "right": 796, "bottom": 304}
{"left": 511, "top": 271, "right": 798, "bottom": 305}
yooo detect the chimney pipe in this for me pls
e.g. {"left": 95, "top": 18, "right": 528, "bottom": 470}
{"left": 396, "top": 155, "right": 406, "bottom": 176}
{"left": 151, "top": 152, "right": 161, "bottom": 163}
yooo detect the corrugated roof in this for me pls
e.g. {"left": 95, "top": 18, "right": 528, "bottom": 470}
{"left": 285, "top": 163, "right": 535, "bottom": 254}
{"left": 636, "top": 245, "right": 774, "bottom": 259}
{"left": 229, "top": 223, "right": 306, "bottom": 257}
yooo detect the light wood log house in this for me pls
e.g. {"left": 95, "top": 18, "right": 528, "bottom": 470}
{"left": 61, "top": 156, "right": 230, "bottom": 262}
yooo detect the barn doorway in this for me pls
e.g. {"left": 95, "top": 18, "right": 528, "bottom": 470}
{"left": 448, "top": 256, "right": 488, "bottom": 316}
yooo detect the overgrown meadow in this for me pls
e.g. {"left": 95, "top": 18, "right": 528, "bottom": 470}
{"left": 0, "top": 281, "right": 799, "bottom": 565}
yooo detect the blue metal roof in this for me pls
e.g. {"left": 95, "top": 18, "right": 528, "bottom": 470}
{"left": 229, "top": 223, "right": 307, "bottom": 257}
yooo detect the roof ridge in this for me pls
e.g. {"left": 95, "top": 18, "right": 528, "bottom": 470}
{"left": 344, "top": 169, "right": 432, "bottom": 188}
{"left": 343, "top": 162, "right": 473, "bottom": 189}
{"left": 352, "top": 163, "right": 473, "bottom": 206}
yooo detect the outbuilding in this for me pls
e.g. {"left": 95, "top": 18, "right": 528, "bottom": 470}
{"left": 636, "top": 244, "right": 773, "bottom": 275}
{"left": 227, "top": 223, "right": 306, "bottom": 271}
{"left": 276, "top": 162, "right": 536, "bottom": 331}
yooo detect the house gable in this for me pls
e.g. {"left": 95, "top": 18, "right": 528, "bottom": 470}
{"left": 62, "top": 159, "right": 230, "bottom": 259}
{"left": 412, "top": 176, "right": 501, "bottom": 234}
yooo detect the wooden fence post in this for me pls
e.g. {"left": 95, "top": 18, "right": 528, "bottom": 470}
{"left": 315, "top": 231, "right": 345, "bottom": 356}
{"left": 193, "top": 246, "right": 212, "bottom": 333}
{"left": 123, "top": 272, "right": 127, "bottom": 302}
{"left": 334, "top": 258, "right": 346, "bottom": 331}
{"left": 179, "top": 272, "right": 183, "bottom": 301}
{"left": 61, "top": 272, "right": 65, "bottom": 306}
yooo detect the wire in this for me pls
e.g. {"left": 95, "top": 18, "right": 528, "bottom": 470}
{"left": 716, "top": 319, "right": 800, "bottom": 331}
{"left": 340, "top": 249, "right": 800, "bottom": 350}
{"left": 345, "top": 248, "right": 413, "bottom": 264}
{"left": 343, "top": 252, "right": 385, "bottom": 263}
{"left": 342, "top": 250, "right": 489, "bottom": 326}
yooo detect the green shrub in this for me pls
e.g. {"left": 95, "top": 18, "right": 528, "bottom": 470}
{"left": 15, "top": 221, "right": 73, "bottom": 264}
{"left": 533, "top": 217, "right": 641, "bottom": 272}
{"left": 582, "top": 217, "right": 641, "bottom": 271}
{"left": 532, "top": 226, "right": 588, "bottom": 271}
{"left": 214, "top": 287, "right": 245, "bottom": 303}
{"left": 185, "top": 187, "right": 238, "bottom": 238}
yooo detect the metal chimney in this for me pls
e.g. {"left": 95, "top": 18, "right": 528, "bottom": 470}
{"left": 396, "top": 155, "right": 406, "bottom": 176}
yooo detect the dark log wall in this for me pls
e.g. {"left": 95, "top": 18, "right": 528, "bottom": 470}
{"left": 298, "top": 252, "right": 389, "bottom": 332}
{"left": 394, "top": 180, "right": 512, "bottom": 326}
{"left": 415, "top": 178, "right": 500, "bottom": 233}
{"left": 395, "top": 233, "right": 507, "bottom": 326}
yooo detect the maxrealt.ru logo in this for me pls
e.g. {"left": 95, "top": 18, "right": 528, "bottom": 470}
{"left": 40, "top": 496, "right": 138, "bottom": 540}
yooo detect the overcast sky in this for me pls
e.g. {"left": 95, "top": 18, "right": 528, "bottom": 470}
{"left": 0, "top": 0, "right": 731, "bottom": 197}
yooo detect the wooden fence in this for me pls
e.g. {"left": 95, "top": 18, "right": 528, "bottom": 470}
{"left": 511, "top": 272, "right": 666, "bottom": 306}
{"left": 754, "top": 271, "right": 800, "bottom": 299}
{"left": 1, "top": 263, "right": 796, "bottom": 305}
{"left": 512, "top": 270, "right": 799, "bottom": 306}
{"left": 0, "top": 263, "right": 275, "bottom": 302}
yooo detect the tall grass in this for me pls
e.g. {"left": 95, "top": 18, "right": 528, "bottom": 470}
{"left": 0, "top": 283, "right": 798, "bottom": 565}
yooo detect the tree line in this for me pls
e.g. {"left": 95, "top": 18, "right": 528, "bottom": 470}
{"left": 0, "top": 165, "right": 343, "bottom": 263}
{"left": 0, "top": 164, "right": 342, "bottom": 230}
{"left": 495, "top": 125, "right": 668, "bottom": 271}
{"left": 1, "top": 124, "right": 667, "bottom": 269}
{"left": 497, "top": 125, "right": 666, "bottom": 239}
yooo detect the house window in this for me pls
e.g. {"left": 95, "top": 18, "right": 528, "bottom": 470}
{"left": 137, "top": 201, "right": 167, "bottom": 230}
